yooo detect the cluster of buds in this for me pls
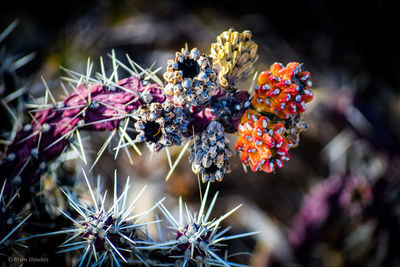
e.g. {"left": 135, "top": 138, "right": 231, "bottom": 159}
{"left": 162, "top": 36, "right": 313, "bottom": 177}
{"left": 1, "top": 29, "right": 314, "bottom": 203}
{"left": 235, "top": 62, "right": 313, "bottom": 173}
{"left": 159, "top": 29, "right": 260, "bottom": 182}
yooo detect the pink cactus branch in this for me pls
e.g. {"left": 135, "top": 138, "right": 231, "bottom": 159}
{"left": 0, "top": 77, "right": 165, "bottom": 201}
{"left": 0, "top": 74, "right": 250, "bottom": 200}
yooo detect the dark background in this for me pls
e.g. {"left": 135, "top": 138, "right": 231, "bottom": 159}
{"left": 1, "top": 0, "right": 399, "bottom": 88}
{"left": 1, "top": 0, "right": 399, "bottom": 266}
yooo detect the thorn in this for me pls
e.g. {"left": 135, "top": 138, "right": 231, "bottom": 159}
{"left": 111, "top": 49, "right": 119, "bottom": 83}
{"left": 75, "top": 129, "right": 87, "bottom": 165}
{"left": 165, "top": 147, "right": 173, "bottom": 169}
{"left": 165, "top": 140, "right": 191, "bottom": 181}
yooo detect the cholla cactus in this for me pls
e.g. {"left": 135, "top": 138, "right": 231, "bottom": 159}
{"left": 158, "top": 183, "right": 257, "bottom": 266}
{"left": 0, "top": 25, "right": 320, "bottom": 267}
{"left": 1, "top": 29, "right": 315, "bottom": 187}
{"left": 189, "top": 121, "right": 232, "bottom": 182}
{"left": 252, "top": 62, "right": 313, "bottom": 119}
{"left": 211, "top": 28, "right": 258, "bottom": 89}
{"left": 26, "top": 171, "right": 164, "bottom": 266}
{"left": 163, "top": 47, "right": 218, "bottom": 106}
{"left": 1, "top": 30, "right": 314, "bottom": 249}
{"left": 134, "top": 100, "right": 188, "bottom": 152}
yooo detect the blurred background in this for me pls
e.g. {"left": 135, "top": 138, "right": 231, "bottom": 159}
{"left": 1, "top": 0, "right": 400, "bottom": 266}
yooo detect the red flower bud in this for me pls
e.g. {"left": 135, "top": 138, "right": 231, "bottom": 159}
{"left": 235, "top": 109, "right": 292, "bottom": 173}
{"left": 252, "top": 62, "right": 313, "bottom": 119}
